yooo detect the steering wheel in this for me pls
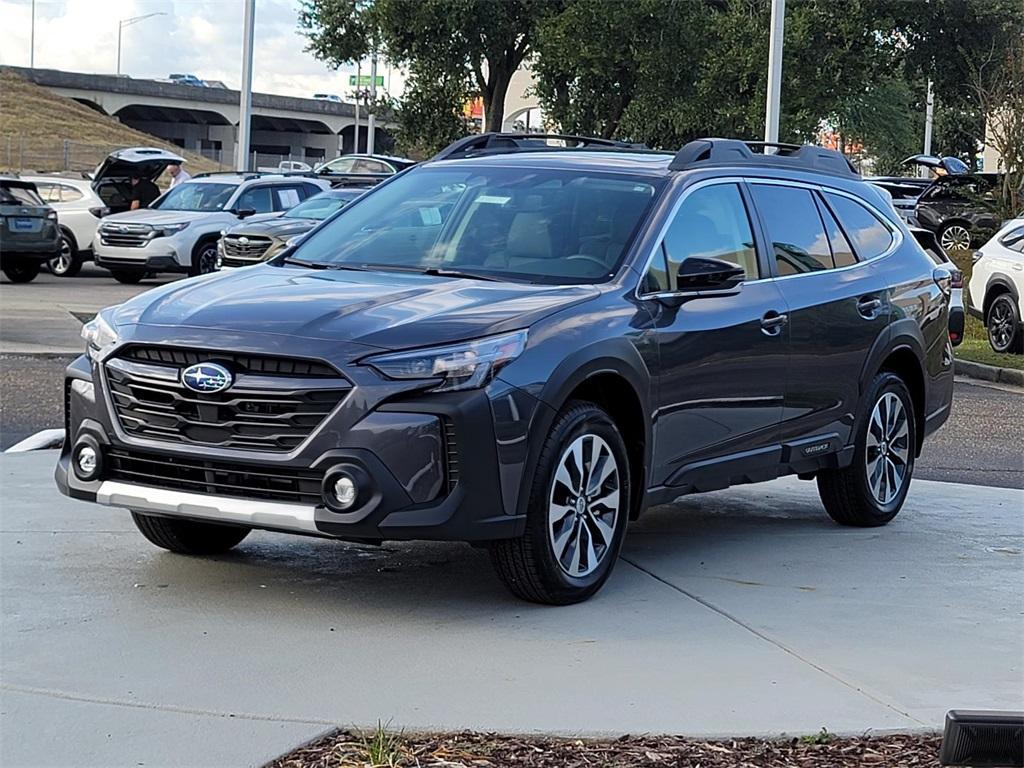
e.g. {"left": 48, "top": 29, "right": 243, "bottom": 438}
{"left": 565, "top": 254, "right": 609, "bottom": 271}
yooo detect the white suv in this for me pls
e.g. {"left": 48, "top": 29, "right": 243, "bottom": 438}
{"left": 22, "top": 175, "right": 109, "bottom": 277}
{"left": 968, "top": 217, "right": 1024, "bottom": 354}
{"left": 94, "top": 173, "right": 330, "bottom": 283}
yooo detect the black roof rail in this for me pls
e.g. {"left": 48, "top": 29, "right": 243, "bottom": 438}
{"left": 669, "top": 138, "right": 859, "bottom": 178}
{"left": 191, "top": 170, "right": 326, "bottom": 181}
{"left": 431, "top": 132, "right": 644, "bottom": 162}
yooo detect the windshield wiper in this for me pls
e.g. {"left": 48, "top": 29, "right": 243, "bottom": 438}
{"left": 421, "top": 267, "right": 503, "bottom": 282}
{"left": 282, "top": 257, "right": 331, "bottom": 269}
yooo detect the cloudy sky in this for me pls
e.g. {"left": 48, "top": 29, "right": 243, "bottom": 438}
{"left": 0, "top": 0, "right": 406, "bottom": 98}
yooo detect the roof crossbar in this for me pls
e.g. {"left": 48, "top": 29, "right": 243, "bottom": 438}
{"left": 431, "top": 133, "right": 643, "bottom": 162}
{"left": 669, "top": 138, "right": 859, "bottom": 178}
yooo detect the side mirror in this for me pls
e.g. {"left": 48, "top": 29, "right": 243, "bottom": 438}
{"left": 235, "top": 207, "right": 257, "bottom": 219}
{"left": 675, "top": 257, "right": 746, "bottom": 293}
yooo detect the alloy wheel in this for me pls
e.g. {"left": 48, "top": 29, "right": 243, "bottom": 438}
{"left": 198, "top": 246, "right": 219, "bottom": 274}
{"left": 988, "top": 297, "right": 1015, "bottom": 352}
{"left": 865, "top": 392, "right": 911, "bottom": 505}
{"left": 939, "top": 225, "right": 971, "bottom": 251}
{"left": 50, "top": 237, "right": 74, "bottom": 275}
{"left": 548, "top": 434, "right": 621, "bottom": 578}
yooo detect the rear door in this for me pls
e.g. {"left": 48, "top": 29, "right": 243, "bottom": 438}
{"left": 748, "top": 181, "right": 896, "bottom": 449}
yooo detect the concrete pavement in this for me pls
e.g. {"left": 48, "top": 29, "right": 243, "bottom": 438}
{"left": 2, "top": 450, "right": 1021, "bottom": 767}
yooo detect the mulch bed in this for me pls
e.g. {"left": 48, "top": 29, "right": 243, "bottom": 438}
{"left": 268, "top": 729, "right": 942, "bottom": 767}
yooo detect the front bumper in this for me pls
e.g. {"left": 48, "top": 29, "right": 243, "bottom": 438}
{"left": 94, "top": 242, "right": 187, "bottom": 272}
{"left": 55, "top": 347, "right": 543, "bottom": 543}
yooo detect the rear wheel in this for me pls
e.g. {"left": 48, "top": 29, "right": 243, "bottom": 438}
{"left": 131, "top": 512, "right": 251, "bottom": 555}
{"left": 189, "top": 240, "right": 219, "bottom": 276}
{"left": 986, "top": 294, "right": 1023, "bottom": 354}
{"left": 2, "top": 259, "right": 41, "bottom": 283}
{"left": 938, "top": 223, "right": 972, "bottom": 251}
{"left": 489, "top": 401, "right": 630, "bottom": 604}
{"left": 49, "top": 231, "right": 82, "bottom": 277}
{"left": 817, "top": 373, "right": 916, "bottom": 527}
{"left": 110, "top": 269, "right": 144, "bottom": 284}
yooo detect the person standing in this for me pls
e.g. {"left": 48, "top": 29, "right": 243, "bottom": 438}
{"left": 167, "top": 162, "right": 191, "bottom": 188}
{"left": 128, "top": 172, "right": 161, "bottom": 210}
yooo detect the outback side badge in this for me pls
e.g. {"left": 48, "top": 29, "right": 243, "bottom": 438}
{"left": 939, "top": 710, "right": 1024, "bottom": 767}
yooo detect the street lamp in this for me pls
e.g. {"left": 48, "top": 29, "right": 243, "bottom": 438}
{"left": 763, "top": 0, "right": 785, "bottom": 145}
{"left": 117, "top": 12, "right": 166, "bottom": 76}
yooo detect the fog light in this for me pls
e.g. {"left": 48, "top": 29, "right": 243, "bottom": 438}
{"left": 74, "top": 445, "right": 99, "bottom": 480}
{"left": 332, "top": 475, "right": 357, "bottom": 510}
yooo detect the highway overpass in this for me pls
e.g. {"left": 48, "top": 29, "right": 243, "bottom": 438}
{"left": 6, "top": 66, "right": 397, "bottom": 165}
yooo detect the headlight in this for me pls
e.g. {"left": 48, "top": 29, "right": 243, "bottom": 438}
{"left": 81, "top": 309, "right": 120, "bottom": 361}
{"left": 152, "top": 222, "right": 190, "bottom": 238}
{"left": 362, "top": 330, "right": 528, "bottom": 392}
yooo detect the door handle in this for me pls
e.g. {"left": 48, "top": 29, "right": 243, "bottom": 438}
{"left": 857, "top": 296, "right": 883, "bottom": 319}
{"left": 760, "top": 311, "right": 788, "bottom": 336}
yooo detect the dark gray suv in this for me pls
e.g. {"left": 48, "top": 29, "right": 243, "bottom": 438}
{"left": 56, "top": 135, "right": 956, "bottom": 604}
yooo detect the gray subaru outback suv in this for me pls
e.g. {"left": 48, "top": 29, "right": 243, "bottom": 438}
{"left": 56, "top": 134, "right": 955, "bottom": 604}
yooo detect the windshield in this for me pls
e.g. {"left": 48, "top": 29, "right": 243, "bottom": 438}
{"left": 283, "top": 193, "right": 354, "bottom": 221}
{"left": 153, "top": 182, "right": 236, "bottom": 212}
{"left": 288, "top": 166, "right": 661, "bottom": 284}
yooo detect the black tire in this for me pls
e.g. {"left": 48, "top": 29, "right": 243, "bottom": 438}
{"left": 49, "top": 230, "right": 83, "bottom": 277}
{"left": 2, "top": 259, "right": 41, "bottom": 283}
{"left": 489, "top": 400, "right": 631, "bottom": 605}
{"left": 986, "top": 293, "right": 1023, "bottom": 354}
{"left": 189, "top": 239, "right": 219, "bottom": 276}
{"left": 110, "top": 269, "right": 144, "bottom": 284}
{"left": 130, "top": 512, "right": 250, "bottom": 555}
{"left": 817, "top": 373, "right": 916, "bottom": 527}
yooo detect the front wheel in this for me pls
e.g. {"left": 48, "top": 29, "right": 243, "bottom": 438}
{"left": 489, "top": 401, "right": 630, "bottom": 604}
{"left": 2, "top": 259, "right": 41, "bottom": 283}
{"left": 49, "top": 232, "right": 82, "bottom": 277}
{"left": 986, "top": 294, "right": 1023, "bottom": 354}
{"left": 189, "top": 240, "right": 219, "bottom": 276}
{"left": 817, "top": 373, "right": 916, "bottom": 527}
{"left": 131, "top": 512, "right": 251, "bottom": 555}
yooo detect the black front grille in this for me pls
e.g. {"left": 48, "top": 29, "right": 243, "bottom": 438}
{"left": 104, "top": 348, "right": 350, "bottom": 452}
{"left": 222, "top": 234, "right": 273, "bottom": 266}
{"left": 105, "top": 449, "right": 324, "bottom": 505}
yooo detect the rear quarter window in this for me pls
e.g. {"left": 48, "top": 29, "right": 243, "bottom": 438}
{"left": 823, "top": 193, "right": 894, "bottom": 260}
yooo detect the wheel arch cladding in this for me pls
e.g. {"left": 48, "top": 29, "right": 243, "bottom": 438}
{"left": 564, "top": 372, "right": 647, "bottom": 519}
{"left": 983, "top": 273, "right": 1018, "bottom": 318}
{"left": 878, "top": 346, "right": 926, "bottom": 457}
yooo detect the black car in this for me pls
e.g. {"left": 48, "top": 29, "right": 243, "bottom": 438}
{"left": 1, "top": 176, "right": 61, "bottom": 283}
{"left": 218, "top": 188, "right": 366, "bottom": 267}
{"left": 57, "top": 134, "right": 956, "bottom": 604}
{"left": 915, "top": 173, "right": 1003, "bottom": 251}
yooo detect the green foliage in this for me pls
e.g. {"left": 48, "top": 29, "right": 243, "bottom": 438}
{"left": 359, "top": 720, "right": 405, "bottom": 767}
{"left": 393, "top": 66, "right": 474, "bottom": 158}
{"left": 800, "top": 728, "right": 835, "bottom": 746}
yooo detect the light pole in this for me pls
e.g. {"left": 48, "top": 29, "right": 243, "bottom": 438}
{"left": 237, "top": 0, "right": 256, "bottom": 171}
{"left": 923, "top": 79, "right": 935, "bottom": 158}
{"left": 763, "top": 0, "right": 785, "bottom": 145}
{"left": 367, "top": 48, "right": 378, "bottom": 155}
{"left": 117, "top": 12, "right": 166, "bottom": 75}
{"left": 29, "top": 0, "right": 35, "bottom": 68}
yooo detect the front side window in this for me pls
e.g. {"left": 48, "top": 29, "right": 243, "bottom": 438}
{"left": 283, "top": 193, "right": 354, "bottom": 221}
{"left": 750, "top": 184, "right": 832, "bottom": 274}
{"left": 233, "top": 185, "right": 274, "bottom": 214}
{"left": 154, "top": 182, "right": 236, "bottom": 212}
{"left": 289, "top": 166, "right": 661, "bottom": 284}
{"left": 824, "top": 193, "right": 894, "bottom": 260}
{"left": 659, "top": 183, "right": 759, "bottom": 288}
{"left": 999, "top": 225, "right": 1024, "bottom": 254}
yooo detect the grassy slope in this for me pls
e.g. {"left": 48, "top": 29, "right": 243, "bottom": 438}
{"left": 0, "top": 69, "right": 222, "bottom": 177}
{"left": 948, "top": 248, "right": 1024, "bottom": 370}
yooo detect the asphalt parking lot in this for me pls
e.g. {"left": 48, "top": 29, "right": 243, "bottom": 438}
{"left": 1, "top": 450, "right": 1021, "bottom": 767}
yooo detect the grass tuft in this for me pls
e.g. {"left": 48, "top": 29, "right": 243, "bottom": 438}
{"left": 359, "top": 720, "right": 405, "bottom": 767}
{"left": 799, "top": 727, "right": 835, "bottom": 745}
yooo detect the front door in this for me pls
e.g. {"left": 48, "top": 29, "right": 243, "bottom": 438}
{"left": 641, "top": 181, "right": 789, "bottom": 490}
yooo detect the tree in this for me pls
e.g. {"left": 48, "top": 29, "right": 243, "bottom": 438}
{"left": 300, "top": 0, "right": 560, "bottom": 144}
{"left": 969, "top": 35, "right": 1024, "bottom": 217}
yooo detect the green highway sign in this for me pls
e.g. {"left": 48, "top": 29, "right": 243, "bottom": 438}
{"left": 349, "top": 75, "right": 385, "bottom": 87}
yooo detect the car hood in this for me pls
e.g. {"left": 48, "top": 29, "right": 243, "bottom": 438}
{"left": 225, "top": 216, "right": 318, "bottom": 238}
{"left": 112, "top": 263, "right": 599, "bottom": 350}
{"left": 102, "top": 209, "right": 222, "bottom": 226}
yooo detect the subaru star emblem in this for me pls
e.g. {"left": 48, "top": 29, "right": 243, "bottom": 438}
{"left": 181, "top": 362, "right": 232, "bottom": 393}
{"left": 238, "top": 236, "right": 249, "bottom": 245}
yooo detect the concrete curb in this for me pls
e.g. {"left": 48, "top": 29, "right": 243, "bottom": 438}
{"left": 955, "top": 357, "right": 1024, "bottom": 387}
